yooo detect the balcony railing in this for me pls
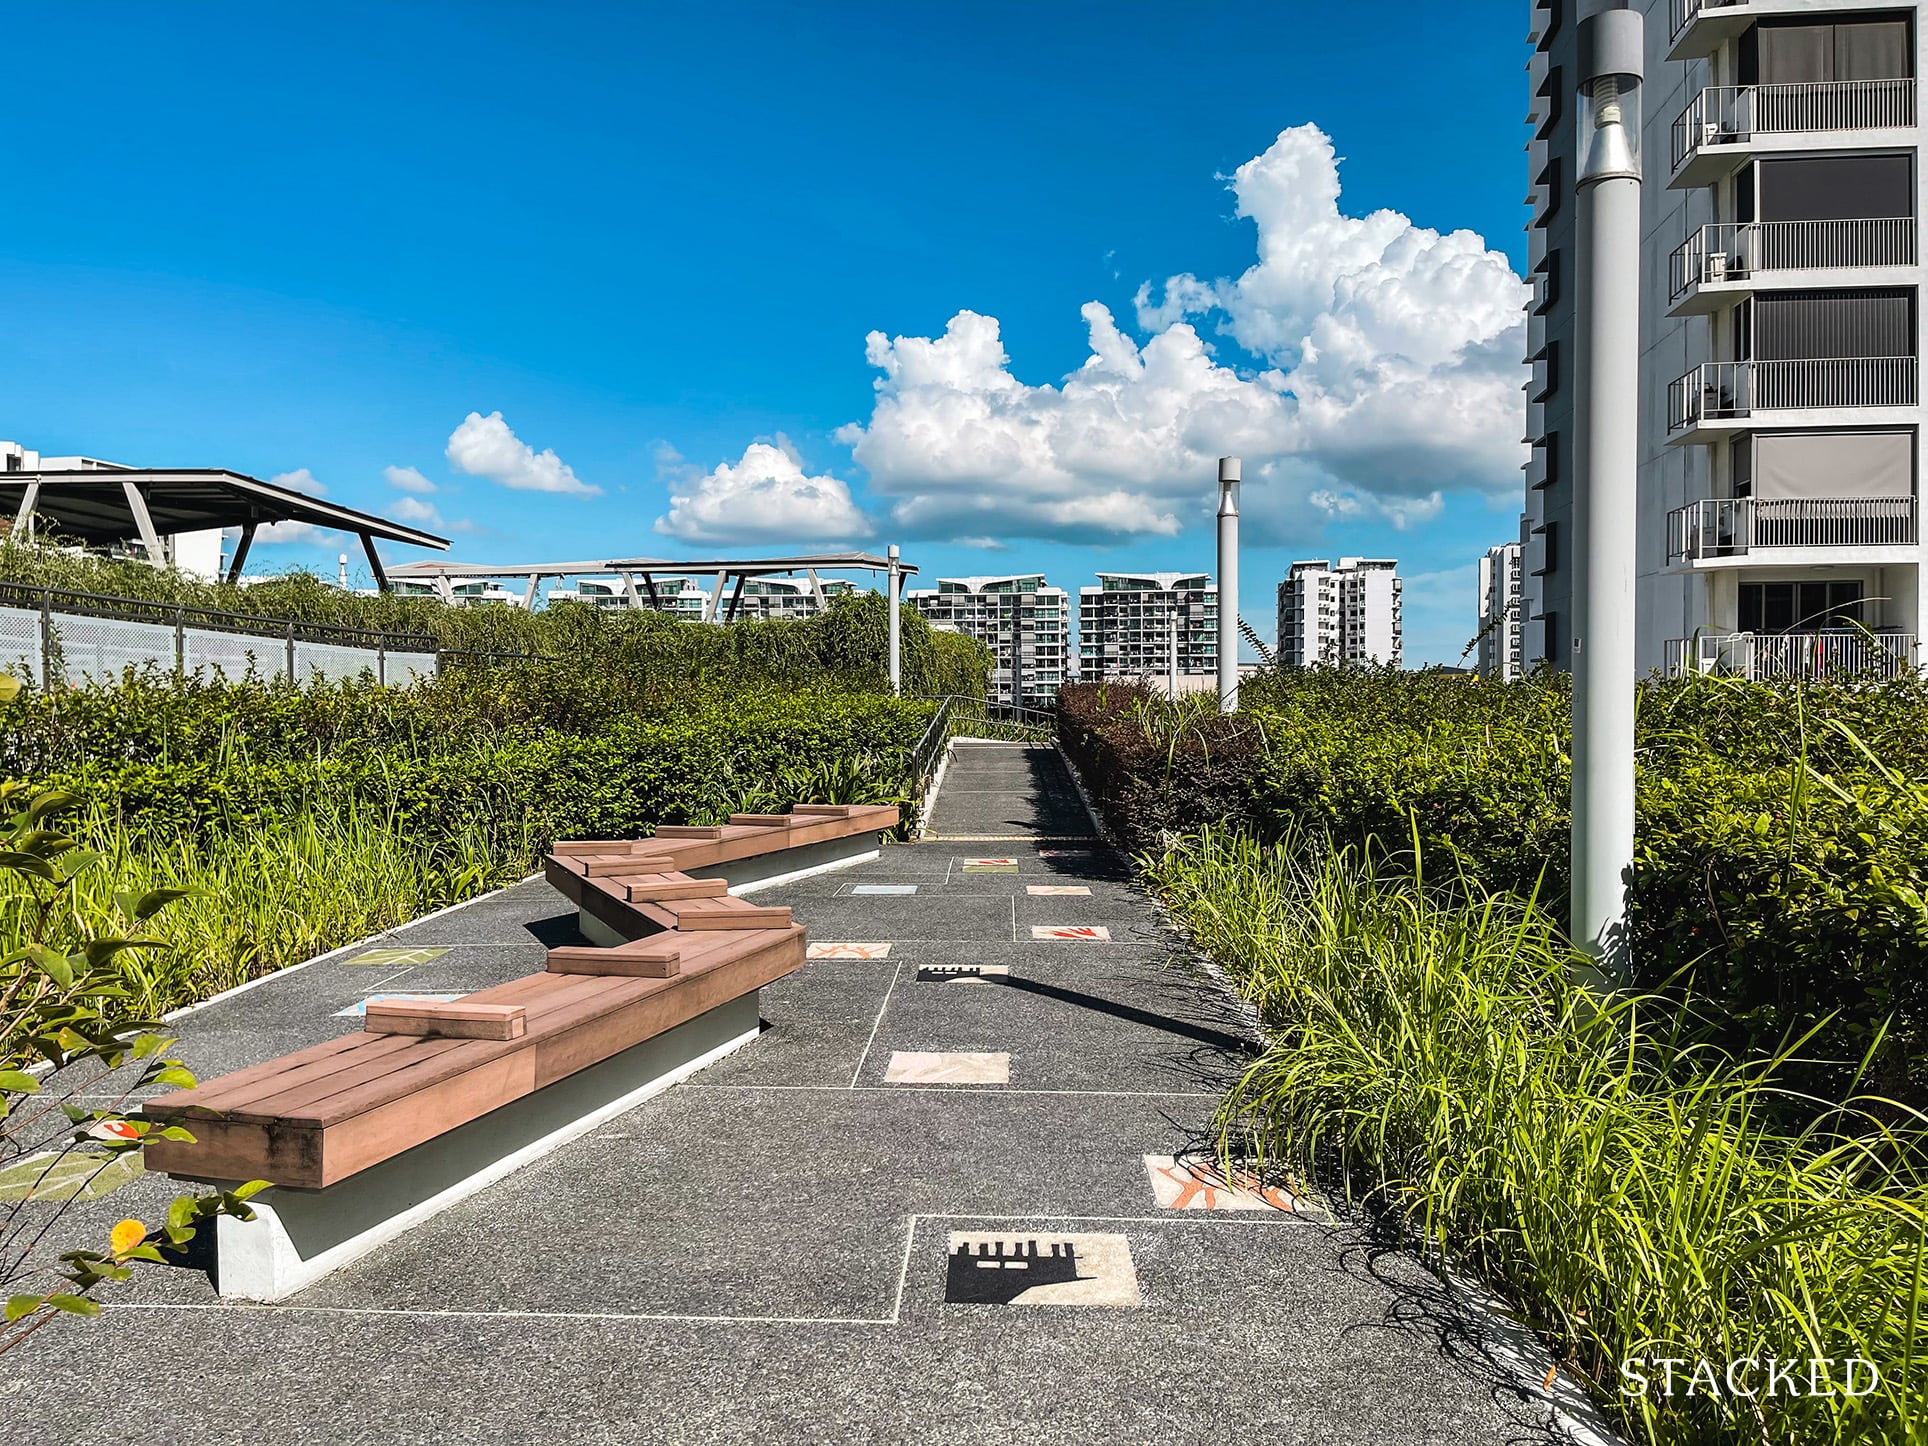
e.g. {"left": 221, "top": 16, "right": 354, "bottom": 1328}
{"left": 1668, "top": 358, "right": 1918, "bottom": 429}
{"left": 1672, "top": 79, "right": 1917, "bottom": 170}
{"left": 1665, "top": 630, "right": 1920, "bottom": 680}
{"left": 1666, "top": 496, "right": 1917, "bottom": 560}
{"left": 1670, "top": 0, "right": 1741, "bottom": 41}
{"left": 1671, "top": 218, "right": 1917, "bottom": 300}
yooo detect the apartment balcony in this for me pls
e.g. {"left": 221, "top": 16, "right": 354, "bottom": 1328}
{"left": 1670, "top": 79, "right": 1915, "bottom": 188}
{"left": 1666, "top": 358, "right": 1918, "bottom": 444}
{"left": 1664, "top": 629, "right": 1919, "bottom": 680}
{"left": 1669, "top": 219, "right": 1917, "bottom": 315}
{"left": 1667, "top": 0, "right": 1907, "bottom": 61}
{"left": 1665, "top": 496, "right": 1917, "bottom": 567}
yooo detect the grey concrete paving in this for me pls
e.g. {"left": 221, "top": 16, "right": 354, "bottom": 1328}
{"left": 4, "top": 742, "right": 1579, "bottom": 1445}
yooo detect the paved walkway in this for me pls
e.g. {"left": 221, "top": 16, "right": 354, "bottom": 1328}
{"left": 8, "top": 743, "right": 1580, "bottom": 1445}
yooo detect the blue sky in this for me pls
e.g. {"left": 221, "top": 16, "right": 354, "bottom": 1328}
{"left": 3, "top": 1, "right": 1527, "bottom": 665}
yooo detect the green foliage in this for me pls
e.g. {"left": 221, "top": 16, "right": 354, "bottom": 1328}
{"left": 1058, "top": 669, "right": 1928, "bottom": 1109}
{"left": 0, "top": 767, "right": 267, "bottom": 1352}
{"left": 1, "top": 537, "right": 992, "bottom": 700}
{"left": 1150, "top": 829, "right": 1927, "bottom": 1446}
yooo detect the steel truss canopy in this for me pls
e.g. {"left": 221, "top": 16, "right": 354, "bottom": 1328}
{"left": 385, "top": 551, "right": 917, "bottom": 620}
{"left": 2, "top": 468, "right": 451, "bottom": 591}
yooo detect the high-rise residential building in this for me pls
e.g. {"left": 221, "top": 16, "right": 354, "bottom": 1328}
{"left": 1275, "top": 558, "right": 1403, "bottom": 669}
{"left": 1477, "top": 542, "right": 1525, "bottom": 681}
{"left": 1076, "top": 572, "right": 1218, "bottom": 690}
{"left": 905, "top": 575, "right": 1072, "bottom": 707}
{"left": 1524, "top": 0, "right": 1924, "bottom": 681}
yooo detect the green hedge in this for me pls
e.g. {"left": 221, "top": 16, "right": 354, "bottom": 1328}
{"left": 0, "top": 538, "right": 992, "bottom": 699}
{"left": 1058, "top": 670, "right": 1928, "bottom": 1109}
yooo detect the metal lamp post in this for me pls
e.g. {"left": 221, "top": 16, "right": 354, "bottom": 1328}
{"left": 1217, "top": 457, "right": 1241, "bottom": 713}
{"left": 887, "top": 544, "right": 902, "bottom": 697}
{"left": 1571, "top": 8, "right": 1644, "bottom": 976}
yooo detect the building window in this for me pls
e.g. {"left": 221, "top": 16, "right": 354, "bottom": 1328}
{"left": 1739, "top": 580, "right": 1865, "bottom": 632}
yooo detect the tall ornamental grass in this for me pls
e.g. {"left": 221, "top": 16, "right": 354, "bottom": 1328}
{"left": 1148, "top": 828, "right": 1928, "bottom": 1446}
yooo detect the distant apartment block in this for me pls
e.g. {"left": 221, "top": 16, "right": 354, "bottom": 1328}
{"left": 1477, "top": 542, "right": 1525, "bottom": 681}
{"left": 548, "top": 577, "right": 710, "bottom": 618}
{"left": 1523, "top": 0, "right": 1926, "bottom": 681}
{"left": 1276, "top": 558, "right": 1403, "bottom": 668}
{"left": 1077, "top": 572, "right": 1218, "bottom": 689}
{"left": 906, "top": 574, "right": 1072, "bottom": 707}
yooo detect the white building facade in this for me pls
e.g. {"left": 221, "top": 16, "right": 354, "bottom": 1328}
{"left": 1077, "top": 572, "right": 1218, "bottom": 690}
{"left": 1275, "top": 558, "right": 1403, "bottom": 668}
{"left": 1478, "top": 542, "right": 1526, "bottom": 680}
{"left": 1524, "top": 0, "right": 1925, "bottom": 682}
{"left": 906, "top": 574, "right": 1072, "bottom": 707}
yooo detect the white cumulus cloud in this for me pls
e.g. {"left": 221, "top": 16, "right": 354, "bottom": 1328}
{"left": 655, "top": 440, "right": 872, "bottom": 544}
{"left": 384, "top": 465, "right": 436, "bottom": 493}
{"left": 446, "top": 411, "right": 598, "bottom": 496}
{"left": 834, "top": 123, "right": 1526, "bottom": 544}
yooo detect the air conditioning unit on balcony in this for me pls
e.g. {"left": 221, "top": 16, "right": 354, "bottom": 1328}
{"left": 1704, "top": 251, "right": 1729, "bottom": 284}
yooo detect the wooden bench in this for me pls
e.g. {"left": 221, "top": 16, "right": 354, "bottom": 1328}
{"left": 142, "top": 803, "right": 898, "bottom": 1301}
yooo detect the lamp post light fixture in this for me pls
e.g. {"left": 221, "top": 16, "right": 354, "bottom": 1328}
{"left": 1571, "top": 7, "right": 1644, "bottom": 977}
{"left": 1217, "top": 456, "right": 1241, "bottom": 714}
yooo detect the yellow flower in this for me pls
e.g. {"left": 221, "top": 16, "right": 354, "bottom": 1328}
{"left": 108, "top": 1219, "right": 146, "bottom": 1255}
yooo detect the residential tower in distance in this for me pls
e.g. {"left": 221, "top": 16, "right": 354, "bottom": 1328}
{"left": 1477, "top": 542, "right": 1525, "bottom": 681}
{"left": 1275, "top": 558, "right": 1403, "bottom": 668}
{"left": 1077, "top": 572, "right": 1219, "bottom": 692}
{"left": 1524, "top": 0, "right": 1925, "bottom": 682}
{"left": 906, "top": 574, "right": 1072, "bottom": 708}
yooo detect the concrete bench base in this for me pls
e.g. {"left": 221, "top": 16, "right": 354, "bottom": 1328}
{"left": 211, "top": 990, "right": 761, "bottom": 1302}
{"left": 576, "top": 833, "right": 878, "bottom": 947}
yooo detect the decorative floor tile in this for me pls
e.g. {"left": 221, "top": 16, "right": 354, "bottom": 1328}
{"left": 333, "top": 992, "right": 464, "bottom": 1018}
{"left": 884, "top": 1050, "right": 1010, "bottom": 1085}
{"left": 807, "top": 942, "right": 893, "bottom": 960}
{"left": 1037, "top": 849, "right": 1094, "bottom": 858}
{"left": 944, "top": 1232, "right": 1139, "bottom": 1307}
{"left": 962, "top": 864, "right": 1019, "bottom": 875}
{"left": 961, "top": 857, "right": 1017, "bottom": 868}
{"left": 1025, "top": 885, "right": 1091, "bottom": 896}
{"left": 915, "top": 964, "right": 1011, "bottom": 984}
{"left": 1030, "top": 925, "right": 1110, "bottom": 941}
{"left": 341, "top": 947, "right": 450, "bottom": 967}
{"left": 851, "top": 884, "right": 918, "bottom": 896}
{"left": 1144, "top": 1154, "right": 1300, "bottom": 1212}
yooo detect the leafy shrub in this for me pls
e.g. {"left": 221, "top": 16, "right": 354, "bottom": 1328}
{"left": 1150, "top": 828, "right": 1927, "bottom": 1446}
{"left": 1059, "top": 670, "right": 1928, "bottom": 1108}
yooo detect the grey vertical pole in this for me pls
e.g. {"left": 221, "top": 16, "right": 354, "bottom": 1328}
{"left": 1571, "top": 10, "right": 1644, "bottom": 976}
{"left": 286, "top": 621, "right": 297, "bottom": 683}
{"left": 174, "top": 607, "right": 186, "bottom": 675}
{"left": 38, "top": 587, "right": 52, "bottom": 688}
{"left": 1216, "top": 457, "right": 1241, "bottom": 713}
{"left": 1168, "top": 610, "right": 1178, "bottom": 700}
{"left": 887, "top": 545, "right": 902, "bottom": 696}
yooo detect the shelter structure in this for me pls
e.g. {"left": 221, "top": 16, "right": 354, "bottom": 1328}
{"left": 0, "top": 456, "right": 449, "bottom": 590}
{"left": 387, "top": 551, "right": 916, "bottom": 619}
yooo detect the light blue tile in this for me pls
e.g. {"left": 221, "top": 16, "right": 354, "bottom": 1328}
{"left": 334, "top": 992, "right": 465, "bottom": 1018}
{"left": 851, "top": 884, "right": 918, "bottom": 896}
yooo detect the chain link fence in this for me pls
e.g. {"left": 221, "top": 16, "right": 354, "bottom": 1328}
{"left": 0, "top": 583, "right": 441, "bottom": 688}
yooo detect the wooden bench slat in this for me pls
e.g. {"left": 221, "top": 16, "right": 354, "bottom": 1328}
{"left": 154, "top": 1031, "right": 433, "bottom": 1116}
{"left": 365, "top": 1001, "right": 528, "bottom": 1041}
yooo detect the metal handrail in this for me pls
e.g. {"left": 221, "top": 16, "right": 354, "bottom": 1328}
{"left": 1670, "top": 218, "right": 1917, "bottom": 301}
{"left": 1668, "top": 358, "right": 1918, "bottom": 429}
{"left": 1666, "top": 630, "right": 1919, "bottom": 681}
{"left": 1670, "top": 0, "right": 1742, "bottom": 42}
{"left": 0, "top": 580, "right": 438, "bottom": 651}
{"left": 1666, "top": 497, "right": 1917, "bottom": 559}
{"left": 1673, "top": 78, "right": 1917, "bottom": 170}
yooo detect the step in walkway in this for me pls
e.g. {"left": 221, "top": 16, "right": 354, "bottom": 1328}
{"left": 7, "top": 742, "right": 1588, "bottom": 1445}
